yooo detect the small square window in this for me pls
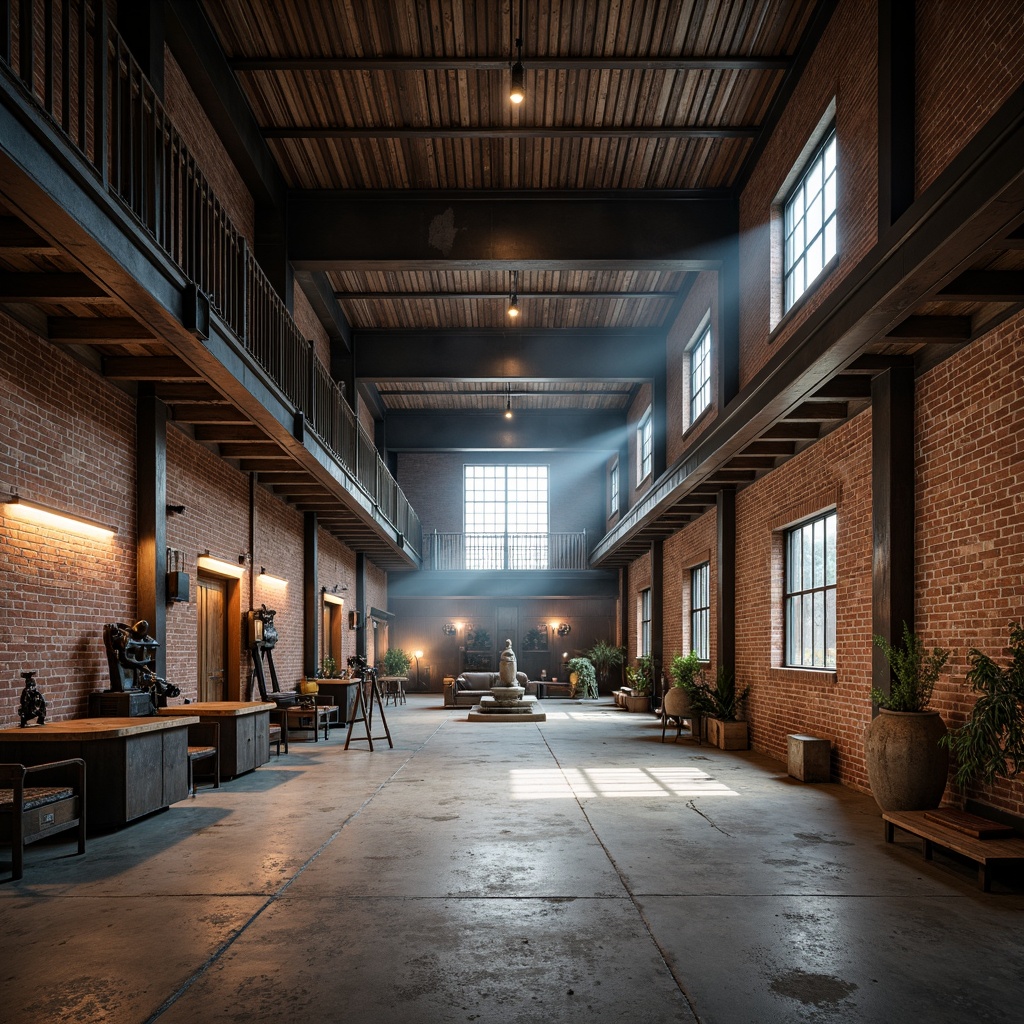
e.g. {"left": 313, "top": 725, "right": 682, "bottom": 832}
{"left": 638, "top": 409, "right": 653, "bottom": 481}
{"left": 784, "top": 129, "right": 837, "bottom": 312}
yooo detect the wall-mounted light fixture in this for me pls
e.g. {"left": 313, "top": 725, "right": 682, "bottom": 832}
{"left": 259, "top": 566, "right": 288, "bottom": 586}
{"left": 556, "top": 622, "right": 571, "bottom": 637}
{"left": 442, "top": 622, "right": 457, "bottom": 636}
{"left": 197, "top": 552, "right": 246, "bottom": 578}
{"left": 4, "top": 494, "right": 117, "bottom": 539}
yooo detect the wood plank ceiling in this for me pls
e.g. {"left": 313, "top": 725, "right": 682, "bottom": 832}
{"left": 199, "top": 0, "right": 822, "bottom": 414}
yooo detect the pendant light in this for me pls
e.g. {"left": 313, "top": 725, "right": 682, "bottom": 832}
{"left": 507, "top": 269, "right": 519, "bottom": 318}
{"left": 509, "top": 0, "right": 525, "bottom": 104}
{"left": 505, "top": 383, "right": 513, "bottom": 420}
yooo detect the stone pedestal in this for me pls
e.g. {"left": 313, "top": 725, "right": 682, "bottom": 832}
{"left": 468, "top": 695, "right": 546, "bottom": 723}
{"left": 787, "top": 734, "right": 831, "bottom": 782}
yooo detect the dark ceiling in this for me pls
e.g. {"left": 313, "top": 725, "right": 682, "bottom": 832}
{"left": 198, "top": 0, "right": 827, "bottom": 416}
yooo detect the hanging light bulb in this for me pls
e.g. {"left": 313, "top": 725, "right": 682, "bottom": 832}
{"left": 505, "top": 384, "right": 513, "bottom": 420}
{"left": 507, "top": 269, "right": 519, "bottom": 318}
{"left": 509, "top": 1, "right": 525, "bottom": 104}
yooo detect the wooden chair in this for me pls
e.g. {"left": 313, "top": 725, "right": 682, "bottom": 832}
{"left": 284, "top": 695, "right": 339, "bottom": 742}
{"left": 186, "top": 722, "right": 220, "bottom": 796}
{"left": 0, "top": 759, "right": 86, "bottom": 881}
{"left": 268, "top": 719, "right": 285, "bottom": 756}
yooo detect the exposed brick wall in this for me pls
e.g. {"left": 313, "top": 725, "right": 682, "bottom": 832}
{"left": 0, "top": 313, "right": 136, "bottom": 725}
{"left": 293, "top": 285, "right": 332, "bottom": 371}
{"left": 364, "top": 560, "right": 388, "bottom": 668}
{"left": 628, "top": 381, "right": 653, "bottom": 505}
{"left": 916, "top": 311, "right": 1024, "bottom": 817}
{"left": 666, "top": 273, "right": 719, "bottom": 465}
{"left": 317, "top": 532, "right": 358, "bottom": 671}
{"left": 738, "top": 0, "right": 877, "bottom": 388}
{"left": 163, "top": 47, "right": 255, "bottom": 246}
{"left": 625, "top": 550, "right": 652, "bottom": 666}
{"left": 662, "top": 508, "right": 717, "bottom": 669}
{"left": 916, "top": 0, "right": 1024, "bottom": 196}
{"left": 734, "top": 411, "right": 873, "bottom": 790}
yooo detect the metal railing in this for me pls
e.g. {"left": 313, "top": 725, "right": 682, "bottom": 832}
{"left": 1, "top": 0, "right": 420, "bottom": 557}
{"left": 424, "top": 531, "right": 589, "bottom": 571}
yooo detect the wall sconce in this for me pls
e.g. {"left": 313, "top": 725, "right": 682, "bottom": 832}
{"left": 259, "top": 566, "right": 288, "bottom": 586}
{"left": 556, "top": 623, "right": 571, "bottom": 637}
{"left": 413, "top": 649, "right": 423, "bottom": 687}
{"left": 197, "top": 551, "right": 246, "bottom": 578}
{"left": 4, "top": 494, "right": 117, "bottom": 539}
{"left": 442, "top": 622, "right": 457, "bottom": 636}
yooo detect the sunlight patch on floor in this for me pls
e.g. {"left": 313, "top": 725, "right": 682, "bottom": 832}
{"left": 509, "top": 765, "right": 738, "bottom": 800}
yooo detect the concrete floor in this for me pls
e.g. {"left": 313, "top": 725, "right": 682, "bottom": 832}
{"left": 2, "top": 695, "right": 1023, "bottom": 1024}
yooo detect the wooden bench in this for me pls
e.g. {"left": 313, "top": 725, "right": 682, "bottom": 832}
{"left": 883, "top": 809, "right": 1024, "bottom": 891}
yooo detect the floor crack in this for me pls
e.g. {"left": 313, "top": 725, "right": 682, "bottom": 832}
{"left": 686, "top": 799, "right": 732, "bottom": 836}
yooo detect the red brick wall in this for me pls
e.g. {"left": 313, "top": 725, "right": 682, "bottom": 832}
{"left": 738, "top": 0, "right": 877, "bottom": 388}
{"left": 916, "top": 0, "right": 1024, "bottom": 196}
{"left": 625, "top": 550, "right": 653, "bottom": 666}
{"left": 0, "top": 313, "right": 137, "bottom": 725}
{"left": 628, "top": 381, "right": 653, "bottom": 505}
{"left": 916, "top": 311, "right": 1024, "bottom": 817}
{"left": 734, "top": 411, "right": 873, "bottom": 790}
{"left": 666, "top": 273, "right": 719, "bottom": 465}
{"left": 293, "top": 285, "right": 332, "bottom": 371}
{"left": 662, "top": 508, "right": 717, "bottom": 668}
{"left": 163, "top": 49, "right": 255, "bottom": 246}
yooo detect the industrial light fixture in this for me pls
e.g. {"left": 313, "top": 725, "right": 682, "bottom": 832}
{"left": 4, "top": 494, "right": 117, "bottom": 539}
{"left": 505, "top": 382, "right": 514, "bottom": 420}
{"left": 197, "top": 551, "right": 246, "bottom": 578}
{"left": 259, "top": 566, "right": 288, "bottom": 586}
{"left": 509, "top": 0, "right": 525, "bottom": 104}
{"left": 507, "top": 269, "right": 520, "bottom": 318}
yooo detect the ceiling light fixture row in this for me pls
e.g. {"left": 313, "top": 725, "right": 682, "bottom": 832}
{"left": 509, "top": 0, "right": 525, "bottom": 104}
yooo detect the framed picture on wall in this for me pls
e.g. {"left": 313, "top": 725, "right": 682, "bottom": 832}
{"left": 522, "top": 624, "right": 548, "bottom": 651}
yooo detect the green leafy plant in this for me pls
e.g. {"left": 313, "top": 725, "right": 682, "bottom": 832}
{"left": 320, "top": 655, "right": 338, "bottom": 678}
{"left": 670, "top": 651, "right": 702, "bottom": 690}
{"left": 703, "top": 666, "right": 750, "bottom": 722}
{"left": 942, "top": 622, "right": 1024, "bottom": 787}
{"left": 381, "top": 647, "right": 412, "bottom": 676}
{"left": 628, "top": 654, "right": 654, "bottom": 695}
{"left": 587, "top": 640, "right": 625, "bottom": 686}
{"left": 522, "top": 626, "right": 547, "bottom": 651}
{"left": 872, "top": 623, "right": 949, "bottom": 712}
{"left": 566, "top": 657, "right": 598, "bottom": 699}
{"left": 464, "top": 626, "right": 491, "bottom": 651}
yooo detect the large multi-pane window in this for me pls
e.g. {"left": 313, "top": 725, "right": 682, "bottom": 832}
{"left": 784, "top": 129, "right": 837, "bottom": 312}
{"left": 785, "top": 510, "right": 837, "bottom": 669}
{"left": 689, "top": 324, "right": 712, "bottom": 424}
{"left": 464, "top": 465, "right": 548, "bottom": 569}
{"left": 638, "top": 408, "right": 653, "bottom": 481}
{"left": 691, "top": 562, "right": 710, "bottom": 661}
{"left": 639, "top": 588, "right": 652, "bottom": 657}
{"left": 608, "top": 459, "right": 619, "bottom": 517}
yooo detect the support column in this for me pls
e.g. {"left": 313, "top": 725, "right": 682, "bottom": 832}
{"left": 136, "top": 387, "right": 167, "bottom": 679}
{"left": 619, "top": 565, "right": 629, "bottom": 668}
{"left": 878, "top": 0, "right": 915, "bottom": 232}
{"left": 871, "top": 362, "right": 915, "bottom": 701}
{"left": 651, "top": 538, "right": 664, "bottom": 696}
{"left": 303, "top": 511, "right": 318, "bottom": 678}
{"left": 717, "top": 238, "right": 740, "bottom": 410}
{"left": 355, "top": 552, "right": 368, "bottom": 661}
{"left": 716, "top": 487, "right": 736, "bottom": 676}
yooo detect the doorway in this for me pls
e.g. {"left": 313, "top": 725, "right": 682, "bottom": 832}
{"left": 198, "top": 575, "right": 227, "bottom": 701}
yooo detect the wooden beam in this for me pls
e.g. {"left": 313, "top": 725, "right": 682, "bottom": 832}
{"left": 266, "top": 125, "right": 759, "bottom": 141}
{"left": 254, "top": 472, "right": 312, "bottom": 485}
{"left": 783, "top": 402, "right": 848, "bottom": 421}
{"left": 761, "top": 422, "right": 821, "bottom": 440}
{"left": 0, "top": 216, "right": 57, "bottom": 253}
{"left": 0, "top": 272, "right": 111, "bottom": 301}
{"left": 938, "top": 270, "right": 1024, "bottom": 301}
{"left": 742, "top": 441, "right": 797, "bottom": 456}
{"left": 883, "top": 315, "right": 972, "bottom": 340}
{"left": 339, "top": 289, "right": 679, "bottom": 301}
{"left": 103, "top": 356, "right": 202, "bottom": 380}
{"left": 156, "top": 383, "right": 225, "bottom": 402}
{"left": 170, "top": 405, "right": 249, "bottom": 424}
{"left": 219, "top": 443, "right": 286, "bottom": 460}
{"left": 234, "top": 55, "right": 790, "bottom": 73}
{"left": 49, "top": 316, "right": 157, "bottom": 342}
{"left": 812, "top": 375, "right": 874, "bottom": 399}
{"left": 239, "top": 460, "right": 298, "bottom": 473}
{"left": 193, "top": 425, "right": 268, "bottom": 443}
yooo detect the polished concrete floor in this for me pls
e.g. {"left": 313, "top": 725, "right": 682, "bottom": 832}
{"left": 2, "top": 695, "right": 1023, "bottom": 1024}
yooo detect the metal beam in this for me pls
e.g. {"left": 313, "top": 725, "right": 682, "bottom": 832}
{"left": 938, "top": 270, "right": 1024, "bottom": 301}
{"left": 232, "top": 56, "right": 790, "bottom": 73}
{"left": 288, "top": 193, "right": 737, "bottom": 270}
{"left": 353, "top": 329, "right": 666, "bottom": 381}
{"left": 383, "top": 411, "right": 626, "bottom": 451}
{"left": 878, "top": 0, "right": 915, "bottom": 231}
{"left": 265, "top": 125, "right": 759, "bottom": 141}
{"left": 338, "top": 289, "right": 679, "bottom": 301}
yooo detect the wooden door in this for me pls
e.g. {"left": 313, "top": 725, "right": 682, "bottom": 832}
{"left": 197, "top": 575, "right": 227, "bottom": 701}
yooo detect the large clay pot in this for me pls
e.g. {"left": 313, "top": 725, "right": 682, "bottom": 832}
{"left": 663, "top": 686, "right": 692, "bottom": 719}
{"left": 864, "top": 710, "right": 949, "bottom": 811}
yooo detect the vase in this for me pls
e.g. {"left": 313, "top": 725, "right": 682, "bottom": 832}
{"left": 864, "top": 709, "right": 949, "bottom": 811}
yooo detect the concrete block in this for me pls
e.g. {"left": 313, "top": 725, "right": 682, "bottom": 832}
{"left": 787, "top": 734, "right": 831, "bottom": 782}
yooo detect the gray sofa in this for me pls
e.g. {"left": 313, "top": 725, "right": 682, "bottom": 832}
{"left": 445, "top": 670, "right": 530, "bottom": 707}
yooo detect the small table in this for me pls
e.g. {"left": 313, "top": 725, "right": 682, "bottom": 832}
{"left": 159, "top": 702, "right": 276, "bottom": 778}
{"left": 378, "top": 675, "right": 407, "bottom": 706}
{"left": 0, "top": 716, "right": 198, "bottom": 832}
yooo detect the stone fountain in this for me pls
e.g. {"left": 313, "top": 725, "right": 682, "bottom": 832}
{"left": 468, "top": 638, "right": 546, "bottom": 723}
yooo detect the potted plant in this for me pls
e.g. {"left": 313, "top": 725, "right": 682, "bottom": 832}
{"left": 703, "top": 666, "right": 750, "bottom": 749}
{"left": 865, "top": 623, "right": 951, "bottom": 811}
{"left": 665, "top": 651, "right": 705, "bottom": 741}
{"left": 381, "top": 647, "right": 412, "bottom": 677}
{"left": 942, "top": 621, "right": 1024, "bottom": 787}
{"left": 320, "top": 655, "right": 339, "bottom": 678}
{"left": 566, "top": 656, "right": 598, "bottom": 699}
{"left": 618, "top": 663, "right": 651, "bottom": 712}
{"left": 587, "top": 640, "right": 625, "bottom": 692}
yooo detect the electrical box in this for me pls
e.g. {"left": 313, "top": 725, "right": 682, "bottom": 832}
{"left": 166, "top": 571, "right": 190, "bottom": 603}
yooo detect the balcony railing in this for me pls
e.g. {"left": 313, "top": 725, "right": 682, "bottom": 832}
{"left": 1, "top": 0, "right": 420, "bottom": 558}
{"left": 425, "top": 532, "right": 589, "bottom": 571}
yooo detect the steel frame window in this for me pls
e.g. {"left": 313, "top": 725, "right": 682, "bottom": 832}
{"left": 689, "top": 324, "right": 712, "bottom": 423}
{"left": 639, "top": 587, "right": 651, "bottom": 657}
{"left": 464, "top": 465, "right": 549, "bottom": 569}
{"left": 638, "top": 408, "right": 653, "bottom": 481}
{"left": 784, "top": 128, "right": 837, "bottom": 312}
{"left": 784, "top": 510, "right": 837, "bottom": 669}
{"left": 609, "top": 459, "right": 619, "bottom": 516}
{"left": 690, "top": 562, "right": 710, "bottom": 661}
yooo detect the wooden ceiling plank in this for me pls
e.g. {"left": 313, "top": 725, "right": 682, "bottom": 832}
{"left": 170, "top": 405, "right": 250, "bottom": 424}
{"left": 0, "top": 272, "right": 113, "bottom": 302}
{"left": 0, "top": 217, "right": 59, "bottom": 254}
{"left": 48, "top": 317, "right": 158, "bottom": 342}
{"left": 103, "top": 357, "right": 202, "bottom": 381}
{"left": 231, "top": 57, "right": 791, "bottom": 73}
{"left": 193, "top": 425, "right": 268, "bottom": 443}
{"left": 938, "top": 270, "right": 1024, "bottom": 302}
{"left": 784, "top": 401, "right": 848, "bottom": 421}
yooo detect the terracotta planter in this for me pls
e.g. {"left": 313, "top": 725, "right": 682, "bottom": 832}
{"left": 864, "top": 709, "right": 949, "bottom": 811}
{"left": 707, "top": 718, "right": 748, "bottom": 750}
{"left": 623, "top": 694, "right": 650, "bottom": 713}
